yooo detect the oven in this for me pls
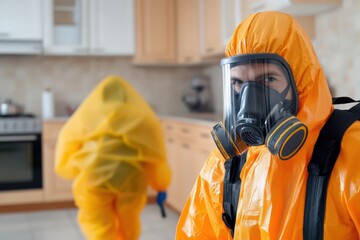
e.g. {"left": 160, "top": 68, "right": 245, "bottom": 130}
{"left": 0, "top": 117, "right": 42, "bottom": 191}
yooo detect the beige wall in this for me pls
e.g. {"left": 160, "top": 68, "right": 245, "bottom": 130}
{"left": 0, "top": 56, "right": 205, "bottom": 117}
{"left": 313, "top": 0, "right": 360, "bottom": 99}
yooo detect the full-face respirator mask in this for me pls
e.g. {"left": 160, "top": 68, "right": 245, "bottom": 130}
{"left": 211, "top": 54, "right": 308, "bottom": 160}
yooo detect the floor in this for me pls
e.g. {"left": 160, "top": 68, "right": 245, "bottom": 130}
{"left": 0, "top": 204, "right": 180, "bottom": 240}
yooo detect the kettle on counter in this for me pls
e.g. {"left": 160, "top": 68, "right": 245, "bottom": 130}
{"left": 0, "top": 99, "right": 23, "bottom": 116}
{"left": 182, "top": 75, "right": 213, "bottom": 112}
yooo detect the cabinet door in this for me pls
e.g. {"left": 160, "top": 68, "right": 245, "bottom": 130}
{"left": 222, "top": 0, "right": 243, "bottom": 45}
{"left": 43, "top": 0, "right": 89, "bottom": 55}
{"left": 177, "top": 138, "right": 198, "bottom": 211}
{"left": 0, "top": 0, "right": 42, "bottom": 40}
{"left": 43, "top": 142, "right": 73, "bottom": 201}
{"left": 89, "top": 0, "right": 135, "bottom": 55}
{"left": 134, "top": 0, "right": 176, "bottom": 64}
{"left": 165, "top": 134, "right": 182, "bottom": 211}
{"left": 43, "top": 122, "right": 73, "bottom": 202}
{"left": 176, "top": 0, "right": 201, "bottom": 64}
{"left": 199, "top": 0, "right": 223, "bottom": 57}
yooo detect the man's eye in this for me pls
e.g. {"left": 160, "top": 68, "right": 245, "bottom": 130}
{"left": 231, "top": 80, "right": 243, "bottom": 86}
{"left": 264, "top": 76, "right": 276, "bottom": 82}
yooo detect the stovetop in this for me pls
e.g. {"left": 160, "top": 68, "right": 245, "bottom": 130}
{"left": 0, "top": 114, "right": 41, "bottom": 134}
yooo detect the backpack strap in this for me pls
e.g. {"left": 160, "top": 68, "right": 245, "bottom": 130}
{"left": 222, "top": 151, "right": 247, "bottom": 237}
{"left": 303, "top": 108, "right": 360, "bottom": 240}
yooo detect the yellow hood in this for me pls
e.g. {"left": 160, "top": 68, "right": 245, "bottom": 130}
{"left": 55, "top": 75, "right": 171, "bottom": 191}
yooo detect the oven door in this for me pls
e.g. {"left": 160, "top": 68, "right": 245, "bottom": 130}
{"left": 0, "top": 134, "right": 42, "bottom": 191}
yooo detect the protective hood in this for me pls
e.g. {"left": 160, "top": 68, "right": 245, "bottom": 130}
{"left": 226, "top": 12, "right": 332, "bottom": 134}
{"left": 55, "top": 75, "right": 171, "bottom": 191}
{"left": 176, "top": 12, "right": 337, "bottom": 240}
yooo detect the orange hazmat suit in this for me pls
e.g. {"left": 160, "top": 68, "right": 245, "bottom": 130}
{"left": 55, "top": 75, "right": 171, "bottom": 240}
{"left": 176, "top": 11, "right": 360, "bottom": 240}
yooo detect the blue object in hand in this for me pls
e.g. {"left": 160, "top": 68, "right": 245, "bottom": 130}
{"left": 157, "top": 191, "right": 167, "bottom": 218}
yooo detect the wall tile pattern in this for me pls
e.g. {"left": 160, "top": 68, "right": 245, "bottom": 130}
{"left": 0, "top": 56, "right": 203, "bottom": 117}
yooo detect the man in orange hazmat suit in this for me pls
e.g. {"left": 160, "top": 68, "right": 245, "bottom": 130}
{"left": 175, "top": 12, "right": 360, "bottom": 239}
{"left": 55, "top": 75, "right": 171, "bottom": 240}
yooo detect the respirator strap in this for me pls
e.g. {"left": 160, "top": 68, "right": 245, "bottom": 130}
{"left": 222, "top": 152, "right": 247, "bottom": 237}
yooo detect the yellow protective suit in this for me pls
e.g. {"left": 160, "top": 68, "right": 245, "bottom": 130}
{"left": 176, "top": 12, "right": 360, "bottom": 240}
{"left": 55, "top": 75, "right": 171, "bottom": 240}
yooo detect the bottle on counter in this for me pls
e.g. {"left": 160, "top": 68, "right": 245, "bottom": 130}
{"left": 42, "top": 88, "right": 55, "bottom": 119}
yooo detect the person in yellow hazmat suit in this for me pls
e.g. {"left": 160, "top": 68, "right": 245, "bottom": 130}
{"left": 176, "top": 12, "right": 360, "bottom": 240}
{"left": 55, "top": 75, "right": 171, "bottom": 240}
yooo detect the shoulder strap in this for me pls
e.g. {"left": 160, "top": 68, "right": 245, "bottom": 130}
{"left": 222, "top": 151, "right": 247, "bottom": 237}
{"left": 303, "top": 108, "right": 360, "bottom": 240}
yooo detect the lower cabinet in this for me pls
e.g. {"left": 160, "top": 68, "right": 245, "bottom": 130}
{"left": 42, "top": 120, "right": 73, "bottom": 202}
{"left": 162, "top": 120, "right": 216, "bottom": 213}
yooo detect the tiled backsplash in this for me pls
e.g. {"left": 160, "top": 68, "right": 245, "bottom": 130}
{"left": 313, "top": 0, "right": 360, "bottom": 99}
{"left": 0, "top": 56, "right": 205, "bottom": 117}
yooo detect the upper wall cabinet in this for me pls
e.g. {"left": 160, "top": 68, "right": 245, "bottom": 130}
{"left": 0, "top": 0, "right": 43, "bottom": 54}
{"left": 176, "top": 0, "right": 201, "bottom": 64}
{"left": 199, "top": 0, "right": 242, "bottom": 58}
{"left": 134, "top": 0, "right": 176, "bottom": 64}
{"left": 43, "top": 0, "right": 134, "bottom": 56}
{"left": 89, "top": 0, "right": 134, "bottom": 55}
{"left": 0, "top": 0, "right": 42, "bottom": 40}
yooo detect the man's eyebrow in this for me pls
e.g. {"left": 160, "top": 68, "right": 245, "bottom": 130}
{"left": 253, "top": 70, "right": 281, "bottom": 81}
{"left": 231, "top": 77, "right": 243, "bottom": 82}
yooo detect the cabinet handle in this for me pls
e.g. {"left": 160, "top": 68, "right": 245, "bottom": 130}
{"left": 206, "top": 48, "right": 214, "bottom": 53}
{"left": 184, "top": 56, "right": 193, "bottom": 62}
{"left": 73, "top": 48, "right": 88, "bottom": 53}
{"left": 92, "top": 47, "right": 105, "bottom": 53}
{"left": 181, "top": 128, "right": 190, "bottom": 133}
{"left": 182, "top": 143, "right": 189, "bottom": 149}
{"left": 199, "top": 133, "right": 209, "bottom": 139}
{"left": 0, "top": 32, "right": 10, "bottom": 38}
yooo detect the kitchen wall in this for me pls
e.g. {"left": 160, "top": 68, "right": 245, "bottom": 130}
{"left": 2, "top": 0, "right": 359, "bottom": 119}
{"left": 312, "top": 0, "right": 360, "bottom": 99}
{"left": 0, "top": 56, "right": 204, "bottom": 117}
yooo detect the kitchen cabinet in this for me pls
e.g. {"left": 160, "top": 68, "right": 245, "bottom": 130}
{"left": 42, "top": 120, "right": 73, "bottom": 202}
{"left": 0, "top": 0, "right": 42, "bottom": 40}
{"left": 161, "top": 119, "right": 215, "bottom": 212}
{"left": 176, "top": 0, "right": 201, "bottom": 64}
{"left": 89, "top": 0, "right": 135, "bottom": 55}
{"left": 134, "top": 0, "right": 176, "bottom": 64}
{"left": 199, "top": 0, "right": 243, "bottom": 58}
{"left": 0, "top": 0, "right": 43, "bottom": 54}
{"left": 43, "top": 0, "right": 134, "bottom": 55}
